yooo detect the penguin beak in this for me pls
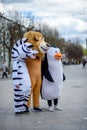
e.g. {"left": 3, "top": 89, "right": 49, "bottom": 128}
{"left": 54, "top": 53, "right": 63, "bottom": 60}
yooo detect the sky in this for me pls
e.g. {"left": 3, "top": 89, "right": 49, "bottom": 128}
{"left": 0, "top": 0, "right": 87, "bottom": 48}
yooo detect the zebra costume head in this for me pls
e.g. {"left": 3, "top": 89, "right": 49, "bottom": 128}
{"left": 12, "top": 38, "right": 38, "bottom": 61}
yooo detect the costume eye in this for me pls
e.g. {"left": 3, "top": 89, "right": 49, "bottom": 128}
{"left": 55, "top": 51, "right": 58, "bottom": 53}
{"left": 26, "top": 45, "right": 34, "bottom": 49}
{"left": 28, "top": 45, "right": 34, "bottom": 48}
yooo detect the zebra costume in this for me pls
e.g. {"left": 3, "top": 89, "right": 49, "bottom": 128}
{"left": 12, "top": 38, "right": 38, "bottom": 113}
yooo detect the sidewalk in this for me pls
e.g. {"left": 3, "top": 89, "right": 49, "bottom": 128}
{"left": 0, "top": 64, "right": 87, "bottom": 130}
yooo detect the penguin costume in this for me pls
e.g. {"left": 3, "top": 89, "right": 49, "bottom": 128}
{"left": 12, "top": 38, "right": 38, "bottom": 114}
{"left": 41, "top": 47, "right": 64, "bottom": 111}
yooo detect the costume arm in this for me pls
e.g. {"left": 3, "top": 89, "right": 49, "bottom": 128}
{"left": 42, "top": 54, "right": 54, "bottom": 82}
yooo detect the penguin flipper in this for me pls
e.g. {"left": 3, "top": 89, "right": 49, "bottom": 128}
{"left": 44, "top": 69, "right": 54, "bottom": 82}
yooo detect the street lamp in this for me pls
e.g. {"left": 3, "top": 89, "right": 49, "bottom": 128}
{"left": 86, "top": 38, "right": 87, "bottom": 59}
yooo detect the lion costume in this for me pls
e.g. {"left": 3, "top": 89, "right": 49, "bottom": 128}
{"left": 24, "top": 31, "right": 50, "bottom": 111}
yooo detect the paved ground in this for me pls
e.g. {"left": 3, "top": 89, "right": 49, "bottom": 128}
{"left": 0, "top": 64, "right": 87, "bottom": 130}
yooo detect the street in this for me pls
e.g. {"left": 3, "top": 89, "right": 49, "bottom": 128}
{"left": 0, "top": 64, "right": 87, "bottom": 130}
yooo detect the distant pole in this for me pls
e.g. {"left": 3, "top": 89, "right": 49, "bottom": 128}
{"left": 3, "top": 31, "right": 5, "bottom": 61}
{"left": 86, "top": 38, "right": 87, "bottom": 58}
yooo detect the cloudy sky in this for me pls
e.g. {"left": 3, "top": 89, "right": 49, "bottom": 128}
{"left": 0, "top": 0, "right": 87, "bottom": 48}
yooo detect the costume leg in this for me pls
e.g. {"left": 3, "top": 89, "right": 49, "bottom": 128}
{"left": 47, "top": 100, "right": 52, "bottom": 107}
{"left": 33, "top": 78, "right": 41, "bottom": 108}
{"left": 27, "top": 91, "right": 32, "bottom": 108}
{"left": 27, "top": 77, "right": 35, "bottom": 108}
{"left": 54, "top": 98, "right": 62, "bottom": 111}
{"left": 14, "top": 88, "right": 30, "bottom": 113}
{"left": 14, "top": 88, "right": 24, "bottom": 113}
{"left": 54, "top": 98, "right": 58, "bottom": 106}
{"left": 47, "top": 100, "right": 54, "bottom": 112}
{"left": 23, "top": 90, "right": 30, "bottom": 110}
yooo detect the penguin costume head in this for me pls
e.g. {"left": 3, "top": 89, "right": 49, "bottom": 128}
{"left": 42, "top": 47, "right": 63, "bottom": 82}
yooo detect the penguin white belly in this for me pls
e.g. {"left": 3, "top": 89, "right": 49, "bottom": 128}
{"left": 42, "top": 61, "right": 63, "bottom": 100}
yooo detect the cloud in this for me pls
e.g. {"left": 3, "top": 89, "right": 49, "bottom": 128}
{"left": 0, "top": 0, "right": 87, "bottom": 48}
{"left": 0, "top": 0, "right": 33, "bottom": 4}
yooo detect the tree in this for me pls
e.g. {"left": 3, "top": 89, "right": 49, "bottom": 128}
{"left": 6, "top": 22, "right": 26, "bottom": 72}
{"left": 65, "top": 42, "right": 83, "bottom": 63}
{"left": 37, "top": 23, "right": 65, "bottom": 51}
{"left": 0, "top": 12, "right": 36, "bottom": 72}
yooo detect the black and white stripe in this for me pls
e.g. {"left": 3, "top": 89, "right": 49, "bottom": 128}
{"left": 12, "top": 38, "right": 38, "bottom": 113}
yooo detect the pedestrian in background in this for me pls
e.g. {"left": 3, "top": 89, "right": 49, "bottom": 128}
{"left": 1, "top": 60, "right": 8, "bottom": 79}
{"left": 82, "top": 58, "right": 86, "bottom": 68}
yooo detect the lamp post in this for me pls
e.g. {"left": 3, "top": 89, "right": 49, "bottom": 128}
{"left": 86, "top": 38, "right": 87, "bottom": 59}
{"left": 3, "top": 31, "right": 6, "bottom": 61}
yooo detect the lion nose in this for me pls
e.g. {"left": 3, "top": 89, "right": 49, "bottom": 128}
{"left": 46, "top": 43, "right": 51, "bottom": 47}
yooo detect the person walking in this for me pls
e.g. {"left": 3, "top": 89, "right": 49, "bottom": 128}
{"left": 1, "top": 60, "right": 8, "bottom": 79}
{"left": 82, "top": 58, "right": 86, "bottom": 68}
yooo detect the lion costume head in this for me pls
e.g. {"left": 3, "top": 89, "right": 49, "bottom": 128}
{"left": 24, "top": 31, "right": 50, "bottom": 59}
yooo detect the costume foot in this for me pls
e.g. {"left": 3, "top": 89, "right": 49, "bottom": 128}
{"left": 48, "top": 106, "right": 54, "bottom": 112}
{"left": 33, "top": 107, "right": 42, "bottom": 112}
{"left": 22, "top": 107, "right": 30, "bottom": 113}
{"left": 23, "top": 110, "right": 29, "bottom": 113}
{"left": 54, "top": 105, "right": 62, "bottom": 111}
{"left": 15, "top": 108, "right": 29, "bottom": 114}
{"left": 15, "top": 111, "right": 23, "bottom": 114}
{"left": 24, "top": 107, "right": 30, "bottom": 112}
